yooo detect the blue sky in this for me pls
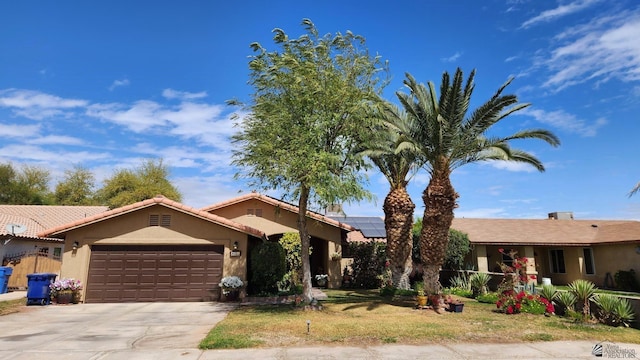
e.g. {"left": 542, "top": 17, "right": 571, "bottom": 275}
{"left": 1, "top": 0, "right": 639, "bottom": 220}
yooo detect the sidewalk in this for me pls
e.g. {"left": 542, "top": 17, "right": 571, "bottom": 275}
{"left": 0, "top": 290, "right": 26, "bottom": 301}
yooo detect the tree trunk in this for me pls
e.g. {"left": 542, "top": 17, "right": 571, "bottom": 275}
{"left": 383, "top": 186, "right": 415, "bottom": 290}
{"left": 420, "top": 162, "right": 458, "bottom": 295}
{"left": 297, "top": 186, "right": 314, "bottom": 302}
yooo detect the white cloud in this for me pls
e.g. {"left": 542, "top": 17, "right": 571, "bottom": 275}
{"left": 86, "top": 100, "right": 168, "bottom": 132}
{"left": 108, "top": 78, "right": 130, "bottom": 91}
{"left": 27, "top": 135, "right": 85, "bottom": 146}
{"left": 522, "top": 108, "right": 607, "bottom": 137}
{"left": 521, "top": 0, "right": 602, "bottom": 29}
{"left": 441, "top": 52, "right": 462, "bottom": 63}
{"left": 539, "top": 10, "right": 640, "bottom": 91}
{"left": 484, "top": 160, "right": 539, "bottom": 172}
{"left": 0, "top": 123, "right": 40, "bottom": 137}
{"left": 162, "top": 88, "right": 208, "bottom": 100}
{"left": 0, "top": 89, "right": 87, "bottom": 109}
{"left": 500, "top": 198, "right": 538, "bottom": 204}
{"left": 0, "top": 144, "right": 110, "bottom": 163}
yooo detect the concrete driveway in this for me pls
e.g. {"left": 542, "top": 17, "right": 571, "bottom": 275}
{"left": 0, "top": 301, "right": 236, "bottom": 359}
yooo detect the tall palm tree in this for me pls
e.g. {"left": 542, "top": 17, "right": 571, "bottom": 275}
{"left": 395, "top": 68, "right": 560, "bottom": 295}
{"left": 365, "top": 103, "right": 421, "bottom": 289}
{"left": 629, "top": 182, "right": 640, "bottom": 197}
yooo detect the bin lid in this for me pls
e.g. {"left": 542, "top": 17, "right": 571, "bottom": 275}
{"left": 0, "top": 266, "right": 12, "bottom": 275}
{"left": 26, "top": 273, "right": 58, "bottom": 279}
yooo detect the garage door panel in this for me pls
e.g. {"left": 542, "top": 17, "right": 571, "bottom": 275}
{"left": 86, "top": 244, "right": 223, "bottom": 303}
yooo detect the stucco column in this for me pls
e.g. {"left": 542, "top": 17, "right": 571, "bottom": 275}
{"left": 523, "top": 246, "right": 538, "bottom": 285}
{"left": 475, "top": 245, "right": 489, "bottom": 273}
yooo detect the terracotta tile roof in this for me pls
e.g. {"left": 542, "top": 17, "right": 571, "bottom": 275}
{"left": 38, "top": 196, "right": 265, "bottom": 239}
{"left": 451, "top": 218, "right": 640, "bottom": 246}
{"left": 0, "top": 205, "right": 108, "bottom": 230}
{"left": 0, "top": 205, "right": 108, "bottom": 242}
{"left": 201, "top": 193, "right": 357, "bottom": 232}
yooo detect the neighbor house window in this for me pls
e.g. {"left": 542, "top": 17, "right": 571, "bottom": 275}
{"left": 53, "top": 247, "right": 62, "bottom": 259}
{"left": 550, "top": 249, "right": 566, "bottom": 273}
{"left": 583, "top": 248, "right": 595, "bottom": 275}
{"left": 38, "top": 247, "right": 49, "bottom": 256}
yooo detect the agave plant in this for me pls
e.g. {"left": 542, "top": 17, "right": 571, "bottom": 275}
{"left": 593, "top": 294, "right": 635, "bottom": 327}
{"left": 449, "top": 273, "right": 471, "bottom": 291}
{"left": 538, "top": 284, "right": 558, "bottom": 302}
{"left": 469, "top": 272, "right": 492, "bottom": 297}
{"left": 555, "top": 291, "right": 577, "bottom": 316}
{"left": 568, "top": 279, "right": 597, "bottom": 319}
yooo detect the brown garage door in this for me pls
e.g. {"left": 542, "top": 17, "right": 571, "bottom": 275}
{"left": 86, "top": 245, "right": 223, "bottom": 303}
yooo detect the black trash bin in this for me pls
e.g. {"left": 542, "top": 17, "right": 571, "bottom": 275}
{"left": 0, "top": 266, "right": 13, "bottom": 294}
{"left": 26, "top": 273, "right": 57, "bottom": 305}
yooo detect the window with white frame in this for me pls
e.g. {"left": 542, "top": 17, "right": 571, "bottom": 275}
{"left": 583, "top": 248, "right": 595, "bottom": 275}
{"left": 549, "top": 249, "right": 566, "bottom": 273}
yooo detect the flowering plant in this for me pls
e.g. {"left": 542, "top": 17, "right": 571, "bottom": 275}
{"left": 49, "top": 278, "right": 82, "bottom": 297}
{"left": 219, "top": 276, "right": 244, "bottom": 295}
{"left": 497, "top": 249, "right": 537, "bottom": 292}
{"left": 497, "top": 290, "right": 554, "bottom": 315}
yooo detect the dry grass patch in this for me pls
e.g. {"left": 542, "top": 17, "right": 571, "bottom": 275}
{"left": 0, "top": 298, "right": 26, "bottom": 316}
{"left": 199, "top": 289, "right": 639, "bottom": 349}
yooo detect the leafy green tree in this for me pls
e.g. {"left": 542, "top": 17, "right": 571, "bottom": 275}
{"left": 0, "top": 163, "right": 52, "bottom": 204}
{"left": 412, "top": 218, "right": 470, "bottom": 270}
{"left": 363, "top": 103, "right": 420, "bottom": 289}
{"left": 250, "top": 241, "right": 287, "bottom": 295}
{"left": 395, "top": 69, "right": 560, "bottom": 294}
{"left": 54, "top": 165, "right": 97, "bottom": 205}
{"left": 96, "top": 159, "right": 182, "bottom": 208}
{"left": 232, "top": 19, "right": 387, "bottom": 301}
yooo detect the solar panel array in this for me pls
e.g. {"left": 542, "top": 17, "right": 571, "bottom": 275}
{"left": 329, "top": 216, "right": 386, "bottom": 238}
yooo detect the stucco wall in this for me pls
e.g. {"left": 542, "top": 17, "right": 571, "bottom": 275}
{"left": 591, "top": 243, "right": 639, "bottom": 288}
{"left": 59, "top": 205, "right": 250, "bottom": 300}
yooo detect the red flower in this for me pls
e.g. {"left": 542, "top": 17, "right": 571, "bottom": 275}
{"left": 496, "top": 301, "right": 502, "bottom": 308}
{"left": 507, "top": 305, "right": 514, "bottom": 314}
{"left": 530, "top": 275, "right": 537, "bottom": 280}
{"left": 498, "top": 248, "right": 504, "bottom": 253}
{"left": 515, "top": 303, "right": 522, "bottom": 310}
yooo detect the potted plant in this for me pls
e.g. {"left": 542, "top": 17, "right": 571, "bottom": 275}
{"left": 415, "top": 281, "right": 427, "bottom": 308}
{"left": 444, "top": 295, "right": 464, "bottom": 312}
{"left": 219, "top": 276, "right": 244, "bottom": 301}
{"left": 315, "top": 274, "right": 328, "bottom": 287}
{"left": 49, "top": 278, "right": 82, "bottom": 304}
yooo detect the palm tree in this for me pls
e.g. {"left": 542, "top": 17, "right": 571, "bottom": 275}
{"left": 394, "top": 68, "right": 560, "bottom": 295}
{"left": 629, "top": 182, "right": 640, "bottom": 197}
{"left": 365, "top": 103, "right": 421, "bottom": 289}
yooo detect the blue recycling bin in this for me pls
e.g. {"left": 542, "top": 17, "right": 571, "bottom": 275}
{"left": 0, "top": 266, "right": 12, "bottom": 294}
{"left": 26, "top": 273, "right": 57, "bottom": 305}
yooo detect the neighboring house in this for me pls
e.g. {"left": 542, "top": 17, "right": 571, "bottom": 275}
{"left": 331, "top": 211, "right": 640, "bottom": 289}
{"left": 35, "top": 193, "right": 355, "bottom": 303}
{"left": 0, "top": 205, "right": 108, "bottom": 289}
{"left": 453, "top": 212, "right": 640, "bottom": 288}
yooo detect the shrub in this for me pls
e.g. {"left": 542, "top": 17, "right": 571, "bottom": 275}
{"left": 278, "top": 233, "right": 307, "bottom": 292}
{"left": 444, "top": 229, "right": 472, "bottom": 270}
{"left": 538, "top": 284, "right": 558, "bottom": 302}
{"left": 568, "top": 279, "right": 597, "bottom": 320}
{"left": 593, "top": 294, "right": 635, "bottom": 327}
{"left": 554, "top": 291, "right": 577, "bottom": 316}
{"left": 348, "top": 240, "right": 386, "bottom": 289}
{"left": 476, "top": 292, "right": 499, "bottom": 304}
{"left": 450, "top": 288, "right": 473, "bottom": 298}
{"left": 496, "top": 290, "right": 554, "bottom": 315}
{"left": 496, "top": 249, "right": 536, "bottom": 293}
{"left": 250, "top": 241, "right": 286, "bottom": 295}
{"left": 469, "top": 272, "right": 491, "bottom": 297}
{"left": 614, "top": 269, "right": 640, "bottom": 292}
{"left": 449, "top": 273, "right": 471, "bottom": 291}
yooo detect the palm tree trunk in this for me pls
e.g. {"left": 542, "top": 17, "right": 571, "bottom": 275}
{"left": 383, "top": 187, "right": 415, "bottom": 290}
{"left": 420, "top": 164, "right": 458, "bottom": 295}
{"left": 297, "top": 185, "right": 314, "bottom": 302}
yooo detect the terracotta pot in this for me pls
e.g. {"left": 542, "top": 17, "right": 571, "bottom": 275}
{"left": 416, "top": 295, "right": 427, "bottom": 307}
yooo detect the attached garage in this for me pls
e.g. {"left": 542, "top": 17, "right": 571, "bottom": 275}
{"left": 86, "top": 244, "right": 223, "bottom": 303}
{"left": 39, "top": 196, "right": 265, "bottom": 303}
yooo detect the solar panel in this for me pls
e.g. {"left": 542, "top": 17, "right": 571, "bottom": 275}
{"left": 329, "top": 216, "right": 386, "bottom": 238}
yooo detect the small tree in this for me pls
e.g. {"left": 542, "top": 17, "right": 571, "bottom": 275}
{"left": 55, "top": 165, "right": 97, "bottom": 205}
{"left": 232, "top": 19, "right": 388, "bottom": 302}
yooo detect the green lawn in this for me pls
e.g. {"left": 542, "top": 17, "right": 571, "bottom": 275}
{"left": 0, "top": 298, "right": 25, "bottom": 316}
{"left": 199, "top": 289, "right": 639, "bottom": 349}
